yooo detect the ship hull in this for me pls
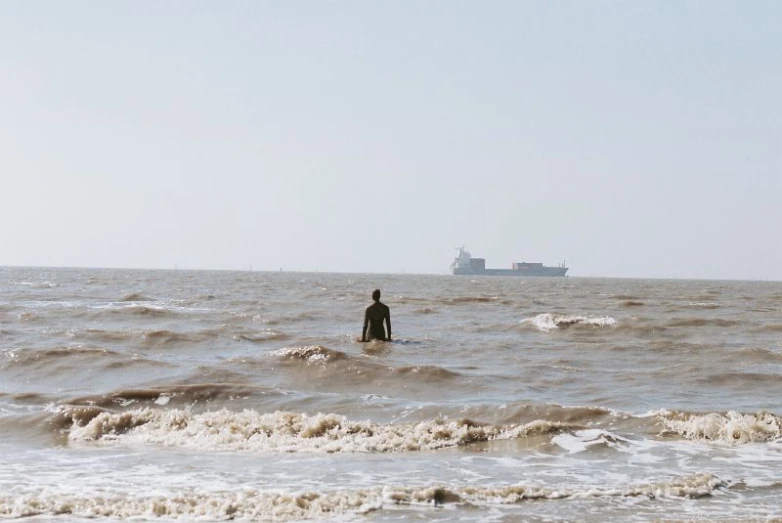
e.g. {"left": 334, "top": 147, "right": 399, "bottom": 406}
{"left": 452, "top": 267, "right": 568, "bottom": 277}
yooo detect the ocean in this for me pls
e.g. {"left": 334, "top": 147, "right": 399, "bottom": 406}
{"left": 1, "top": 266, "right": 781, "bottom": 522}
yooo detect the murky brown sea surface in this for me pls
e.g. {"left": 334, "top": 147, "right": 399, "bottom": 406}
{"left": 2, "top": 267, "right": 782, "bottom": 521}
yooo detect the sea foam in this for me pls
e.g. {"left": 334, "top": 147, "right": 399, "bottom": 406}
{"left": 63, "top": 408, "right": 580, "bottom": 453}
{"left": 658, "top": 410, "right": 782, "bottom": 444}
{"left": 0, "top": 474, "right": 727, "bottom": 520}
{"left": 522, "top": 313, "right": 618, "bottom": 332}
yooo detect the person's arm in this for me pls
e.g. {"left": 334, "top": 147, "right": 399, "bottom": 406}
{"left": 385, "top": 309, "right": 392, "bottom": 341}
{"left": 362, "top": 309, "right": 369, "bottom": 342}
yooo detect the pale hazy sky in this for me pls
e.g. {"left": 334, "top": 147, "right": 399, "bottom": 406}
{"left": 2, "top": 1, "right": 780, "bottom": 280}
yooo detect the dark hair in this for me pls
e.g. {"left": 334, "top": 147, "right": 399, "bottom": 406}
{"left": 372, "top": 289, "right": 381, "bottom": 301}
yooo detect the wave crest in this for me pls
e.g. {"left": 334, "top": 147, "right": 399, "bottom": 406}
{"left": 64, "top": 409, "right": 580, "bottom": 453}
{"left": 521, "top": 313, "right": 618, "bottom": 332}
{"left": 1, "top": 346, "right": 119, "bottom": 368}
{"left": 393, "top": 365, "right": 461, "bottom": 380}
{"left": 273, "top": 346, "right": 348, "bottom": 363}
{"left": 63, "top": 383, "right": 277, "bottom": 409}
{"left": 658, "top": 410, "right": 782, "bottom": 443}
{"left": 448, "top": 296, "right": 500, "bottom": 304}
{"left": 120, "top": 292, "right": 153, "bottom": 302}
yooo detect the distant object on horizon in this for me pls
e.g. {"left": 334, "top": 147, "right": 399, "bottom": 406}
{"left": 450, "top": 247, "right": 568, "bottom": 277}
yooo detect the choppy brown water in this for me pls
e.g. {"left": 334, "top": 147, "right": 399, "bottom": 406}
{"left": 1, "top": 267, "right": 781, "bottom": 521}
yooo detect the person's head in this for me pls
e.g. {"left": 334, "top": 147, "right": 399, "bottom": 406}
{"left": 372, "top": 289, "right": 381, "bottom": 302}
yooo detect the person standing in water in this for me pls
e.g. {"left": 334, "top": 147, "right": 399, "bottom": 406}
{"left": 362, "top": 289, "right": 391, "bottom": 342}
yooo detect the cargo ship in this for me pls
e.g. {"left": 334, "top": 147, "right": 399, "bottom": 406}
{"left": 450, "top": 247, "right": 568, "bottom": 276}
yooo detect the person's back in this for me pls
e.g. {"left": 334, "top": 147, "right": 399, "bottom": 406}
{"left": 362, "top": 289, "right": 391, "bottom": 342}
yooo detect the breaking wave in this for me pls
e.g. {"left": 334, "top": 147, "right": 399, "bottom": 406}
{"left": 657, "top": 410, "right": 782, "bottom": 444}
{"left": 521, "top": 313, "right": 618, "bottom": 332}
{"left": 58, "top": 408, "right": 580, "bottom": 453}
{"left": 273, "top": 345, "right": 348, "bottom": 363}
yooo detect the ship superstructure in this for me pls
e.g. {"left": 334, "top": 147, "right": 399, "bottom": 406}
{"left": 450, "top": 247, "right": 568, "bottom": 276}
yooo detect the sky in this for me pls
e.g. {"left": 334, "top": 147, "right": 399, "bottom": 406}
{"left": 1, "top": 1, "right": 780, "bottom": 280}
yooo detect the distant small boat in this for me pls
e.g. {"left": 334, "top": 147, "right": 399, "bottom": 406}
{"left": 450, "top": 247, "right": 568, "bottom": 277}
